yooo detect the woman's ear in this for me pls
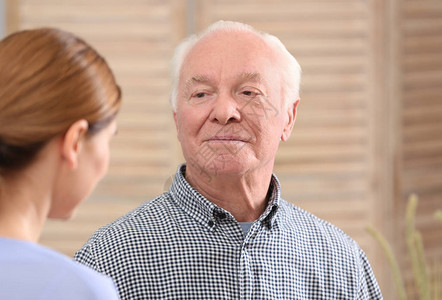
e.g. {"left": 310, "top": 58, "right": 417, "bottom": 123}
{"left": 61, "top": 120, "right": 89, "bottom": 169}
{"left": 281, "top": 99, "right": 300, "bottom": 142}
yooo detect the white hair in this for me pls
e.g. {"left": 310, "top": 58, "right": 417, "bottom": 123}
{"left": 169, "top": 20, "right": 301, "bottom": 112}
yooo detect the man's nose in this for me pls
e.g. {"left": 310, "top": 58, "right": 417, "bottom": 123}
{"left": 210, "top": 92, "right": 241, "bottom": 124}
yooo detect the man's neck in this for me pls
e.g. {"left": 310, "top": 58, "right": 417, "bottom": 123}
{"left": 184, "top": 165, "right": 273, "bottom": 222}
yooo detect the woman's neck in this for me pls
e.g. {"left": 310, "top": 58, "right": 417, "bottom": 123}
{"left": 0, "top": 172, "right": 51, "bottom": 242}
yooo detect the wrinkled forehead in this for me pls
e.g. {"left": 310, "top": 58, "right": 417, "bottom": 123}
{"left": 180, "top": 30, "right": 280, "bottom": 82}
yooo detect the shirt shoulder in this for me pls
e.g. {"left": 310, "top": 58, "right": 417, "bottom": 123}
{"left": 84, "top": 193, "right": 173, "bottom": 241}
{"left": 277, "top": 200, "right": 382, "bottom": 298}
{"left": 277, "top": 199, "right": 360, "bottom": 249}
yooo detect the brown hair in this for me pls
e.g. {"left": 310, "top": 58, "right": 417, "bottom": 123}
{"left": 0, "top": 28, "right": 121, "bottom": 174}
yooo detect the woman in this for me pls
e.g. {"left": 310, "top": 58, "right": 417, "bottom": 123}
{"left": 0, "top": 28, "right": 122, "bottom": 299}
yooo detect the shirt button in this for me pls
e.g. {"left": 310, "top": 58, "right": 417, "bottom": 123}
{"left": 208, "top": 220, "right": 214, "bottom": 227}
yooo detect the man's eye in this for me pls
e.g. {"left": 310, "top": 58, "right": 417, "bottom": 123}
{"left": 195, "top": 92, "right": 206, "bottom": 98}
{"left": 242, "top": 90, "right": 256, "bottom": 97}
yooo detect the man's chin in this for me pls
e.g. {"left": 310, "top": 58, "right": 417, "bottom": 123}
{"left": 203, "top": 160, "right": 251, "bottom": 177}
{"left": 185, "top": 152, "right": 259, "bottom": 181}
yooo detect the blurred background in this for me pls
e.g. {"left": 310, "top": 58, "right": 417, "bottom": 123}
{"left": 1, "top": 0, "right": 441, "bottom": 298}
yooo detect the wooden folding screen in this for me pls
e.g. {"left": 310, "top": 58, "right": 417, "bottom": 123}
{"left": 397, "top": 0, "right": 442, "bottom": 296}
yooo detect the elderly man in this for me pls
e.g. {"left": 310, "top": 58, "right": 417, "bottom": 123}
{"left": 75, "top": 21, "right": 382, "bottom": 299}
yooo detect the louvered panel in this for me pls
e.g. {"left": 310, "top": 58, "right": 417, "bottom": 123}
{"left": 214, "top": 2, "right": 367, "bottom": 18}
{"left": 298, "top": 91, "right": 366, "bottom": 108}
{"left": 402, "top": 0, "right": 442, "bottom": 167}
{"left": 284, "top": 37, "right": 367, "bottom": 55}
{"left": 403, "top": 19, "right": 442, "bottom": 35}
{"left": 20, "top": 21, "right": 171, "bottom": 40}
{"left": 403, "top": 0, "right": 442, "bottom": 15}
{"left": 279, "top": 175, "right": 368, "bottom": 200}
{"left": 399, "top": 0, "right": 442, "bottom": 296}
{"left": 277, "top": 160, "right": 366, "bottom": 175}
{"left": 21, "top": 3, "right": 170, "bottom": 20}
{"left": 278, "top": 143, "right": 366, "bottom": 161}
{"left": 404, "top": 34, "right": 442, "bottom": 52}
{"left": 301, "top": 55, "right": 366, "bottom": 71}
{"left": 94, "top": 177, "right": 169, "bottom": 202}
{"left": 403, "top": 87, "right": 442, "bottom": 168}
{"left": 290, "top": 126, "right": 366, "bottom": 142}
{"left": 404, "top": 53, "right": 442, "bottom": 70}
{"left": 15, "top": 0, "right": 185, "bottom": 255}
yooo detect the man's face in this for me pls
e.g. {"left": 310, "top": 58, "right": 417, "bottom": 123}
{"left": 174, "top": 30, "right": 296, "bottom": 178}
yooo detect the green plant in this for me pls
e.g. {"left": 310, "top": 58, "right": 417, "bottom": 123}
{"left": 435, "top": 210, "right": 442, "bottom": 225}
{"left": 366, "top": 194, "right": 441, "bottom": 300}
{"left": 365, "top": 225, "right": 407, "bottom": 299}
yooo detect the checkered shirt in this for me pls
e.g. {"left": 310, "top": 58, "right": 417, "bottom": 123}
{"left": 74, "top": 165, "right": 382, "bottom": 299}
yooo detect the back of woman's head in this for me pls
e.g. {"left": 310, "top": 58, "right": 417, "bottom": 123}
{"left": 0, "top": 28, "right": 121, "bottom": 175}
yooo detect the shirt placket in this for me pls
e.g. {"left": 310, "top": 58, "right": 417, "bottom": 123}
{"left": 239, "top": 222, "right": 261, "bottom": 300}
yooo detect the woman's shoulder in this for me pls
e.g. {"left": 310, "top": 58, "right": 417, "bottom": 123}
{"left": 0, "top": 237, "right": 119, "bottom": 299}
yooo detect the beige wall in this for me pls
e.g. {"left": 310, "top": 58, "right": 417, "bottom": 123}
{"left": 5, "top": 0, "right": 442, "bottom": 298}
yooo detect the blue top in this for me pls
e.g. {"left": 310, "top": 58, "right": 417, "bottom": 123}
{"left": 0, "top": 237, "right": 119, "bottom": 300}
{"left": 75, "top": 164, "right": 382, "bottom": 299}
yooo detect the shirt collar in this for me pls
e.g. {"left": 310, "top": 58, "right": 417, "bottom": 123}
{"left": 169, "top": 164, "right": 281, "bottom": 230}
{"left": 258, "top": 174, "right": 280, "bottom": 229}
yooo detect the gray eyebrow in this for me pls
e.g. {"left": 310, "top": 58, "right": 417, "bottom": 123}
{"left": 186, "top": 72, "right": 262, "bottom": 85}
{"left": 239, "top": 72, "right": 262, "bottom": 82}
{"left": 185, "top": 75, "right": 213, "bottom": 89}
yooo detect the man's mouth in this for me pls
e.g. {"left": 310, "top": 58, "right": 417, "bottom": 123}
{"left": 208, "top": 136, "right": 248, "bottom": 143}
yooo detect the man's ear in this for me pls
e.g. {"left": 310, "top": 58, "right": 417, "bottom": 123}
{"left": 61, "top": 120, "right": 89, "bottom": 169}
{"left": 173, "top": 111, "right": 181, "bottom": 141}
{"left": 173, "top": 112, "right": 178, "bottom": 130}
{"left": 281, "top": 99, "right": 300, "bottom": 142}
